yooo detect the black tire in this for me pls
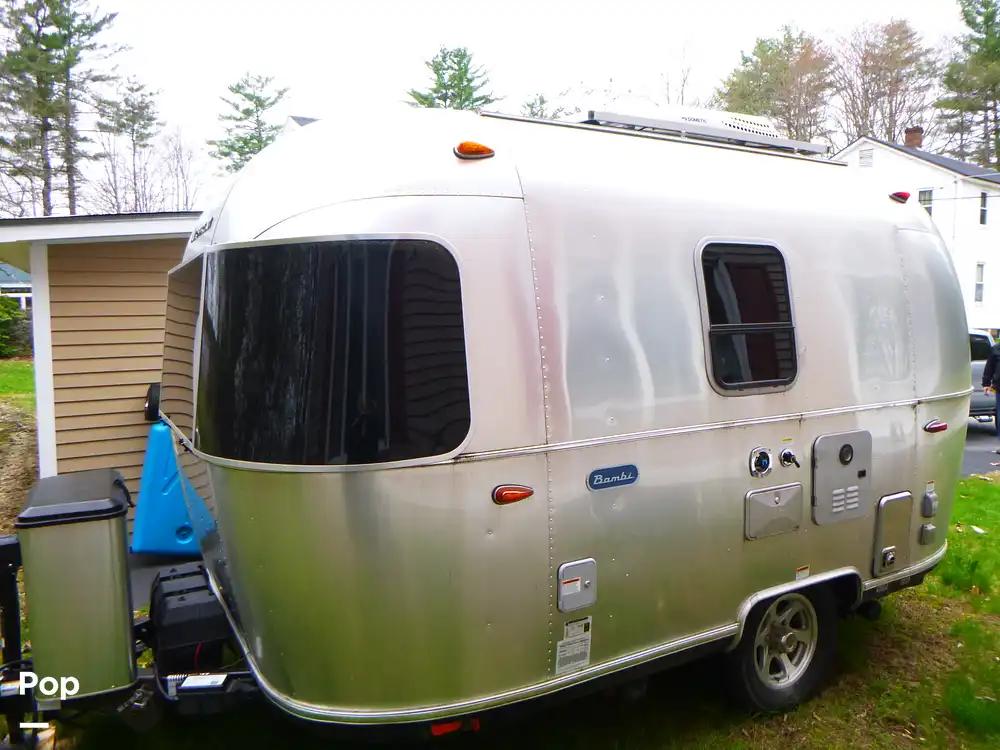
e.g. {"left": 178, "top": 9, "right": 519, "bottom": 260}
{"left": 725, "top": 585, "right": 837, "bottom": 712}
{"left": 144, "top": 382, "right": 161, "bottom": 422}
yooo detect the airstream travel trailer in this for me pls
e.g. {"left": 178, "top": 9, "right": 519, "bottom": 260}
{"left": 0, "top": 107, "right": 969, "bottom": 740}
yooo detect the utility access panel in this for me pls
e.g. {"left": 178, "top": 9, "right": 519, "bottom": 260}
{"left": 812, "top": 430, "right": 872, "bottom": 525}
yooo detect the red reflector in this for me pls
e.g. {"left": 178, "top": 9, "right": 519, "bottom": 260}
{"left": 923, "top": 419, "right": 948, "bottom": 433}
{"left": 890, "top": 191, "right": 910, "bottom": 203}
{"left": 430, "top": 720, "right": 463, "bottom": 737}
{"left": 492, "top": 484, "right": 534, "bottom": 505}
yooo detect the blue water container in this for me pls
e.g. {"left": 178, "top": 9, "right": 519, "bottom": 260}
{"left": 131, "top": 421, "right": 212, "bottom": 556}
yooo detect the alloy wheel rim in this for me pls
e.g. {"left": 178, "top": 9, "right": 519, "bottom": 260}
{"left": 753, "top": 592, "right": 818, "bottom": 689}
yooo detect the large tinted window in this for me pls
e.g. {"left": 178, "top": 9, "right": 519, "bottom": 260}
{"left": 702, "top": 244, "right": 796, "bottom": 390}
{"left": 971, "top": 334, "right": 992, "bottom": 361}
{"left": 197, "top": 240, "right": 470, "bottom": 465}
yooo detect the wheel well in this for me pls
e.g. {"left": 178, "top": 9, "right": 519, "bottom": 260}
{"left": 730, "top": 571, "right": 863, "bottom": 650}
{"left": 826, "top": 574, "right": 862, "bottom": 616}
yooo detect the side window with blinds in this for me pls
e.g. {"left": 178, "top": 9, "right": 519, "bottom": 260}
{"left": 701, "top": 244, "right": 796, "bottom": 391}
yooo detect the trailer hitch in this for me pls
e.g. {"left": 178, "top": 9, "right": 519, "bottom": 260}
{"left": 0, "top": 535, "right": 26, "bottom": 747}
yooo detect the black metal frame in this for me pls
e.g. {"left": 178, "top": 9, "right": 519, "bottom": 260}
{"left": 0, "top": 535, "right": 25, "bottom": 746}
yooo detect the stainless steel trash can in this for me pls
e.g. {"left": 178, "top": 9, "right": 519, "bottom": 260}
{"left": 16, "top": 469, "right": 136, "bottom": 702}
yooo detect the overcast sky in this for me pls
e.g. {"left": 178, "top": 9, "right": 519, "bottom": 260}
{"left": 98, "top": 0, "right": 971, "bottom": 205}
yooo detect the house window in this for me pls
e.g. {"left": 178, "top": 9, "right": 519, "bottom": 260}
{"left": 981, "top": 192, "right": 989, "bottom": 225}
{"left": 919, "top": 189, "right": 933, "bottom": 216}
{"left": 702, "top": 244, "right": 796, "bottom": 391}
{"left": 976, "top": 263, "right": 985, "bottom": 303}
{"left": 859, "top": 148, "right": 873, "bottom": 167}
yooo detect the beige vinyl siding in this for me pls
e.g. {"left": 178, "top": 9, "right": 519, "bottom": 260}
{"left": 50, "top": 239, "right": 186, "bottom": 493}
{"left": 160, "top": 258, "right": 214, "bottom": 508}
{"left": 160, "top": 258, "right": 200, "bottom": 438}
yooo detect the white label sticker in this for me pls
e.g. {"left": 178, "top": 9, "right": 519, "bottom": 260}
{"left": 564, "top": 616, "right": 590, "bottom": 639}
{"left": 795, "top": 565, "right": 810, "bottom": 580}
{"left": 560, "top": 577, "right": 582, "bottom": 596}
{"left": 555, "top": 617, "right": 592, "bottom": 675}
{"left": 179, "top": 674, "right": 227, "bottom": 690}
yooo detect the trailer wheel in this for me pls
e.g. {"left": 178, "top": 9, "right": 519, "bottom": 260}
{"left": 726, "top": 586, "right": 836, "bottom": 712}
{"left": 144, "top": 383, "right": 160, "bottom": 422}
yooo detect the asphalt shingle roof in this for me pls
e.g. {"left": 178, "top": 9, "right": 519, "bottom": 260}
{"left": 864, "top": 136, "right": 1000, "bottom": 185}
{"left": 0, "top": 262, "right": 30, "bottom": 284}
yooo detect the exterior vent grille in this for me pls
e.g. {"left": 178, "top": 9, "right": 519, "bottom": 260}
{"left": 845, "top": 485, "right": 860, "bottom": 511}
{"left": 831, "top": 488, "right": 846, "bottom": 514}
{"left": 859, "top": 148, "right": 873, "bottom": 167}
{"left": 721, "top": 114, "right": 781, "bottom": 139}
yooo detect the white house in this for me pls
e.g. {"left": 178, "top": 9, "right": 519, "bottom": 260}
{"left": 836, "top": 128, "right": 1000, "bottom": 331}
{"left": 0, "top": 261, "right": 31, "bottom": 310}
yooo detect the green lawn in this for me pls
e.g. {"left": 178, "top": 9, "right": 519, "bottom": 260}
{"left": 0, "top": 358, "right": 34, "bottom": 413}
{"left": 52, "top": 475, "right": 998, "bottom": 749}
{"left": 926, "top": 476, "right": 1000, "bottom": 614}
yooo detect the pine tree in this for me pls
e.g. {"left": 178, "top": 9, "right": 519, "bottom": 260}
{"left": 937, "top": 0, "right": 1000, "bottom": 167}
{"left": 0, "top": 0, "right": 64, "bottom": 215}
{"left": 408, "top": 47, "right": 497, "bottom": 110}
{"left": 937, "top": 57, "right": 989, "bottom": 163}
{"left": 48, "top": 0, "right": 117, "bottom": 215}
{"left": 208, "top": 73, "right": 288, "bottom": 173}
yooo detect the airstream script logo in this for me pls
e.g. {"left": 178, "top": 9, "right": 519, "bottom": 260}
{"left": 587, "top": 465, "right": 639, "bottom": 491}
{"left": 191, "top": 216, "right": 213, "bottom": 242}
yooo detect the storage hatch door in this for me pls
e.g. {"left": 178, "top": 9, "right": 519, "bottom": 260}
{"left": 873, "top": 491, "right": 913, "bottom": 577}
{"left": 811, "top": 430, "right": 872, "bottom": 525}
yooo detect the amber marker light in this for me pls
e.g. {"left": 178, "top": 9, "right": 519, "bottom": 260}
{"left": 454, "top": 141, "right": 495, "bottom": 159}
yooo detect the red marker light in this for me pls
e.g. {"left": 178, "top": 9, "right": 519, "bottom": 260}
{"left": 430, "top": 720, "right": 463, "bottom": 737}
{"left": 492, "top": 485, "right": 534, "bottom": 505}
{"left": 923, "top": 419, "right": 948, "bottom": 433}
{"left": 890, "top": 191, "right": 911, "bottom": 203}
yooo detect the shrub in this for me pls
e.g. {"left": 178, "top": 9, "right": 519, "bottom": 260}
{"left": 0, "top": 297, "right": 25, "bottom": 358}
{"left": 9, "top": 312, "right": 32, "bottom": 355}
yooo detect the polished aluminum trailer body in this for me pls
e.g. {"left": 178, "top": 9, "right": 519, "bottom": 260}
{"left": 162, "top": 108, "right": 968, "bottom": 724}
